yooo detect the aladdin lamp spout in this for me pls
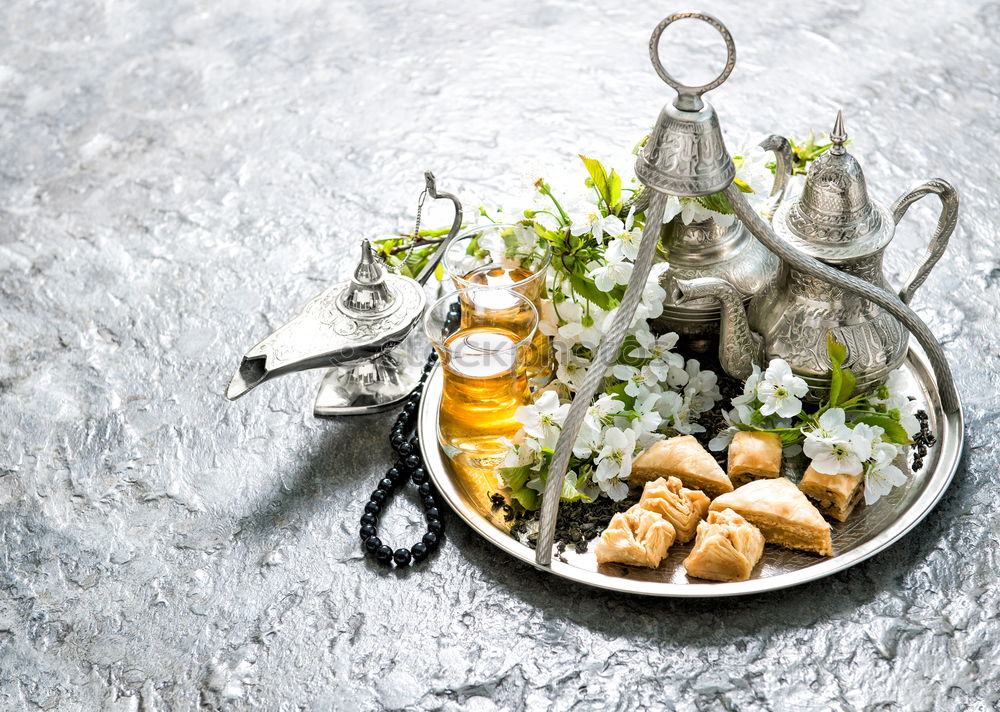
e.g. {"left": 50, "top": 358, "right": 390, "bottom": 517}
{"left": 225, "top": 238, "right": 426, "bottom": 402}
{"left": 225, "top": 171, "right": 464, "bottom": 416}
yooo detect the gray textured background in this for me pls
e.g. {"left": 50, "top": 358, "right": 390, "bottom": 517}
{"left": 1, "top": 1, "right": 998, "bottom": 710}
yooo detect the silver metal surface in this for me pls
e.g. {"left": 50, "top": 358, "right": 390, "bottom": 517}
{"left": 652, "top": 134, "right": 791, "bottom": 344}
{"left": 1, "top": 1, "right": 997, "bottom": 708}
{"left": 679, "top": 120, "right": 960, "bottom": 406}
{"left": 226, "top": 172, "right": 462, "bottom": 416}
{"left": 419, "top": 345, "right": 963, "bottom": 597}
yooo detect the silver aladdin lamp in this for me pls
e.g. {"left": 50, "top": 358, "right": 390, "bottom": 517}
{"left": 225, "top": 172, "right": 463, "bottom": 416}
{"left": 534, "top": 11, "right": 960, "bottom": 567}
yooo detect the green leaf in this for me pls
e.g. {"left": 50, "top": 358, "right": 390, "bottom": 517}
{"left": 697, "top": 192, "right": 733, "bottom": 215}
{"left": 854, "top": 415, "right": 911, "bottom": 445}
{"left": 606, "top": 382, "right": 636, "bottom": 411}
{"left": 498, "top": 465, "right": 540, "bottom": 510}
{"left": 838, "top": 368, "right": 857, "bottom": 405}
{"left": 579, "top": 155, "right": 611, "bottom": 207}
{"left": 826, "top": 333, "right": 849, "bottom": 405}
{"left": 608, "top": 169, "right": 622, "bottom": 209}
{"left": 827, "top": 333, "right": 847, "bottom": 369}
{"left": 568, "top": 272, "right": 616, "bottom": 311}
{"left": 617, "top": 334, "right": 645, "bottom": 367}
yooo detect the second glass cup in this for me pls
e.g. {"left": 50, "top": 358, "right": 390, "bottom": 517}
{"left": 424, "top": 288, "right": 538, "bottom": 470}
{"left": 443, "top": 224, "right": 553, "bottom": 382}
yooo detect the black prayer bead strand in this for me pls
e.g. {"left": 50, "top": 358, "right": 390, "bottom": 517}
{"left": 358, "top": 350, "right": 445, "bottom": 568}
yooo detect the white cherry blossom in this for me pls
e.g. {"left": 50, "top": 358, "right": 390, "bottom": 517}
{"left": 757, "top": 359, "right": 809, "bottom": 418}
{"left": 587, "top": 240, "right": 633, "bottom": 292}
{"left": 593, "top": 427, "right": 637, "bottom": 500}
{"left": 864, "top": 442, "right": 907, "bottom": 505}
{"left": 513, "top": 390, "right": 570, "bottom": 450}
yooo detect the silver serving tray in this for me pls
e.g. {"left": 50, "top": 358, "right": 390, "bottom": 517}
{"left": 417, "top": 344, "right": 964, "bottom": 597}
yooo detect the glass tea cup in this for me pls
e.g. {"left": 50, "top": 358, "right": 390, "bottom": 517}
{"left": 424, "top": 287, "right": 538, "bottom": 470}
{"left": 442, "top": 224, "right": 552, "bottom": 381}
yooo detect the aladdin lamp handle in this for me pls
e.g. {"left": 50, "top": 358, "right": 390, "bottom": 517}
{"left": 414, "top": 171, "right": 465, "bottom": 286}
{"left": 890, "top": 178, "right": 960, "bottom": 305}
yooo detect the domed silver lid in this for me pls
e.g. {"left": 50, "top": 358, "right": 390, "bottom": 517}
{"left": 339, "top": 240, "right": 398, "bottom": 317}
{"left": 776, "top": 111, "right": 893, "bottom": 259}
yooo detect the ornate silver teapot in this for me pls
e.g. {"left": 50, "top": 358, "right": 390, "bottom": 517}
{"left": 537, "top": 11, "right": 960, "bottom": 567}
{"left": 225, "top": 172, "right": 463, "bottom": 416}
{"left": 652, "top": 133, "right": 792, "bottom": 349}
{"left": 675, "top": 112, "right": 960, "bottom": 398}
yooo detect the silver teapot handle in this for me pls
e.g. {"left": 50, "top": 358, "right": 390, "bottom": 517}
{"left": 758, "top": 134, "right": 794, "bottom": 210}
{"left": 890, "top": 179, "right": 959, "bottom": 305}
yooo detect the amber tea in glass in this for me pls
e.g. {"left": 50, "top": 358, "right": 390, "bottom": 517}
{"left": 424, "top": 288, "right": 537, "bottom": 469}
{"left": 443, "top": 225, "right": 552, "bottom": 381}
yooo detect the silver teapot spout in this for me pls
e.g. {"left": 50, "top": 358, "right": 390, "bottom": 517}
{"left": 226, "top": 172, "right": 463, "bottom": 415}
{"left": 672, "top": 277, "right": 762, "bottom": 379}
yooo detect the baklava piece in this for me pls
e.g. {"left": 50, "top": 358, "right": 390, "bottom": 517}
{"left": 638, "top": 476, "right": 710, "bottom": 543}
{"left": 683, "top": 508, "right": 765, "bottom": 582}
{"left": 709, "top": 478, "right": 833, "bottom": 556}
{"left": 630, "top": 435, "right": 734, "bottom": 498}
{"left": 594, "top": 505, "right": 676, "bottom": 568}
{"left": 798, "top": 464, "right": 864, "bottom": 522}
{"left": 727, "top": 431, "right": 783, "bottom": 486}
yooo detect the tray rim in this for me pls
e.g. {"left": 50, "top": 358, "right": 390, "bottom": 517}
{"left": 417, "top": 344, "right": 964, "bottom": 598}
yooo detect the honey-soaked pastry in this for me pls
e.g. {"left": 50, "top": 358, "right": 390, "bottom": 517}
{"left": 799, "top": 464, "right": 864, "bottom": 522}
{"left": 727, "top": 431, "right": 782, "bottom": 486}
{"left": 630, "top": 435, "right": 734, "bottom": 498}
{"left": 594, "top": 505, "right": 676, "bottom": 568}
{"left": 709, "top": 478, "right": 833, "bottom": 556}
{"left": 638, "top": 476, "right": 710, "bottom": 544}
{"left": 683, "top": 508, "right": 765, "bottom": 582}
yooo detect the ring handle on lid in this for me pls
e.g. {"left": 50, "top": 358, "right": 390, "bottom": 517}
{"left": 649, "top": 11, "right": 736, "bottom": 111}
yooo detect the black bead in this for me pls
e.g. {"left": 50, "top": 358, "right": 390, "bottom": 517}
{"left": 425, "top": 507, "right": 440, "bottom": 521}
{"left": 405, "top": 455, "right": 421, "bottom": 470}
{"left": 423, "top": 362, "right": 435, "bottom": 374}
{"left": 364, "top": 536, "right": 382, "bottom": 553}
{"left": 377, "top": 478, "right": 394, "bottom": 491}
{"left": 411, "top": 467, "right": 427, "bottom": 485}
{"left": 411, "top": 542, "right": 429, "bottom": 560}
{"left": 410, "top": 435, "right": 420, "bottom": 448}
{"left": 392, "top": 548, "right": 412, "bottom": 566}
{"left": 360, "top": 525, "right": 377, "bottom": 540}
{"left": 370, "top": 489, "right": 387, "bottom": 504}
{"left": 364, "top": 501, "right": 381, "bottom": 515}
{"left": 360, "top": 512, "right": 377, "bottom": 527}
{"left": 390, "top": 435, "right": 404, "bottom": 449}
{"left": 375, "top": 545, "right": 393, "bottom": 563}
{"left": 397, "top": 442, "right": 412, "bottom": 457}
{"left": 428, "top": 519, "right": 444, "bottom": 534}
{"left": 417, "top": 481, "right": 432, "bottom": 497}
{"left": 422, "top": 531, "right": 439, "bottom": 548}
{"left": 422, "top": 495, "right": 437, "bottom": 509}
{"left": 385, "top": 467, "right": 401, "bottom": 482}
